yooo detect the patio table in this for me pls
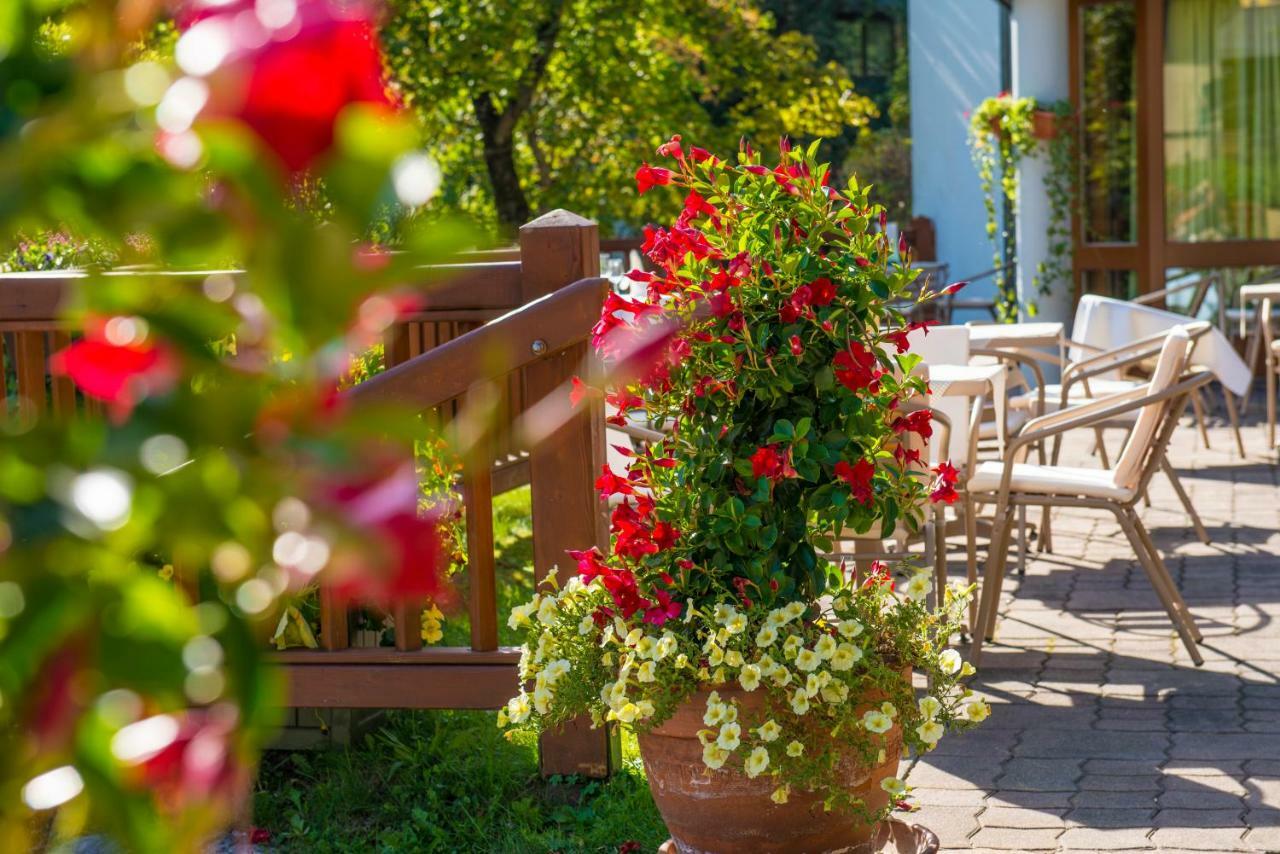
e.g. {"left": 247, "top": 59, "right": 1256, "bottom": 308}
{"left": 1072, "top": 294, "right": 1251, "bottom": 396}
{"left": 925, "top": 363, "right": 1007, "bottom": 466}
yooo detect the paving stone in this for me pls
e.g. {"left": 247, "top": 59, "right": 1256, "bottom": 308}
{"left": 979, "top": 806, "right": 1066, "bottom": 828}
{"left": 1158, "top": 789, "right": 1246, "bottom": 810}
{"left": 1074, "top": 790, "right": 1160, "bottom": 809}
{"left": 906, "top": 804, "right": 978, "bottom": 849}
{"left": 968, "top": 826, "right": 1063, "bottom": 850}
{"left": 1152, "top": 808, "right": 1245, "bottom": 827}
{"left": 1057, "top": 826, "right": 1155, "bottom": 849}
{"left": 909, "top": 785, "right": 989, "bottom": 808}
{"left": 1079, "top": 774, "right": 1162, "bottom": 792}
{"left": 1015, "top": 730, "right": 1168, "bottom": 761}
{"left": 1171, "top": 733, "right": 1280, "bottom": 761}
{"left": 996, "top": 759, "right": 1084, "bottom": 791}
{"left": 1067, "top": 807, "right": 1157, "bottom": 827}
{"left": 1149, "top": 826, "right": 1248, "bottom": 850}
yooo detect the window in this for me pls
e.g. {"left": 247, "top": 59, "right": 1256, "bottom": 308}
{"left": 1080, "top": 2, "right": 1139, "bottom": 244}
{"left": 1164, "top": 0, "right": 1280, "bottom": 242}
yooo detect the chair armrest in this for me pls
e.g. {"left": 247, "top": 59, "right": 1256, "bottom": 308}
{"left": 975, "top": 371, "right": 1214, "bottom": 499}
{"left": 1013, "top": 371, "right": 1213, "bottom": 453}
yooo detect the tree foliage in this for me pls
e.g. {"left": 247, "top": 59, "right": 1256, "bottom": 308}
{"left": 382, "top": 0, "right": 877, "bottom": 234}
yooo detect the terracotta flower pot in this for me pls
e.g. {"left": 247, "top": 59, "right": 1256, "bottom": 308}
{"left": 1032, "top": 110, "right": 1059, "bottom": 141}
{"left": 638, "top": 675, "right": 908, "bottom": 854}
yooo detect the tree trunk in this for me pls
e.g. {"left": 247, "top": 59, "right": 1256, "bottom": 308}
{"left": 474, "top": 102, "right": 531, "bottom": 235}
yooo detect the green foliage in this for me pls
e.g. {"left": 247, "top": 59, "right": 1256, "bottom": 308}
{"left": 968, "top": 93, "right": 1035, "bottom": 320}
{"left": 1039, "top": 100, "right": 1078, "bottom": 310}
{"left": 501, "top": 140, "right": 982, "bottom": 819}
{"left": 842, "top": 128, "right": 911, "bottom": 223}
{"left": 967, "top": 95, "right": 1078, "bottom": 321}
{"left": 254, "top": 710, "right": 667, "bottom": 852}
{"left": 380, "top": 0, "right": 878, "bottom": 233}
{"left": 0, "top": 3, "right": 476, "bottom": 850}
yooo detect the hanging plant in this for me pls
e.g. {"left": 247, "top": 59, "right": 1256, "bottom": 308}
{"left": 968, "top": 93, "right": 1036, "bottom": 320}
{"left": 968, "top": 95, "right": 1078, "bottom": 321}
{"left": 1035, "top": 101, "right": 1078, "bottom": 313}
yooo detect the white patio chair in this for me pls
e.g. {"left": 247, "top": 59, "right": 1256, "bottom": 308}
{"left": 965, "top": 327, "right": 1211, "bottom": 667}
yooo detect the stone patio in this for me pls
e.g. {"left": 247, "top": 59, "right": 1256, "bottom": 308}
{"left": 910, "top": 406, "right": 1280, "bottom": 852}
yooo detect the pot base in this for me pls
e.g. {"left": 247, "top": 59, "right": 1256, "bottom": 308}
{"left": 657, "top": 819, "right": 939, "bottom": 854}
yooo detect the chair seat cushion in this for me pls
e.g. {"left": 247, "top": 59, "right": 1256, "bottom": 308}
{"left": 1010, "top": 380, "right": 1142, "bottom": 411}
{"left": 967, "top": 460, "right": 1134, "bottom": 500}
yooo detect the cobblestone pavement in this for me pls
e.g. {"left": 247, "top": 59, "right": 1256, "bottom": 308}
{"left": 909, "top": 410, "right": 1280, "bottom": 852}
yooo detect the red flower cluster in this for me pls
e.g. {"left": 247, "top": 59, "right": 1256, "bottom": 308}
{"left": 179, "top": 0, "right": 396, "bottom": 174}
{"left": 750, "top": 445, "right": 796, "bottom": 482}
{"left": 833, "top": 343, "right": 882, "bottom": 394}
{"left": 929, "top": 461, "right": 960, "bottom": 504}
{"left": 635, "top": 163, "right": 673, "bottom": 194}
{"left": 567, "top": 547, "right": 683, "bottom": 626}
{"left": 884, "top": 320, "right": 938, "bottom": 354}
{"left": 834, "top": 458, "right": 876, "bottom": 505}
{"left": 50, "top": 322, "right": 179, "bottom": 420}
{"left": 891, "top": 409, "right": 933, "bottom": 440}
{"left": 321, "top": 461, "right": 451, "bottom": 607}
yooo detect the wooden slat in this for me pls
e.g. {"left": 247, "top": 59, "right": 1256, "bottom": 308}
{"left": 518, "top": 210, "right": 617, "bottom": 780}
{"left": 282, "top": 662, "right": 517, "bottom": 709}
{"left": 344, "top": 276, "right": 608, "bottom": 413}
{"left": 318, "top": 586, "right": 349, "bottom": 651}
{"left": 14, "top": 332, "right": 47, "bottom": 414}
{"left": 271, "top": 646, "right": 520, "bottom": 665}
{"left": 392, "top": 602, "right": 422, "bottom": 651}
{"left": 410, "top": 263, "right": 522, "bottom": 309}
{"left": 48, "top": 331, "right": 77, "bottom": 416}
{"left": 463, "top": 433, "right": 499, "bottom": 653}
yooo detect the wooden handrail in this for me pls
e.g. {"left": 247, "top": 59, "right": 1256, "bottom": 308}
{"left": 345, "top": 276, "right": 609, "bottom": 412}
{"left": 0, "top": 261, "right": 525, "bottom": 323}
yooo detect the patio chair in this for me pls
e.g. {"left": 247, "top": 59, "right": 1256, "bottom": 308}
{"left": 965, "top": 326, "right": 1211, "bottom": 667}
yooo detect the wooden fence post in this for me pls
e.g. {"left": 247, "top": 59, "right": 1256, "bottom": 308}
{"left": 518, "top": 210, "right": 618, "bottom": 779}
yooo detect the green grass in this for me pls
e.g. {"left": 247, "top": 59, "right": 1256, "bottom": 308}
{"left": 253, "top": 713, "right": 667, "bottom": 852}
{"left": 254, "top": 486, "right": 668, "bottom": 852}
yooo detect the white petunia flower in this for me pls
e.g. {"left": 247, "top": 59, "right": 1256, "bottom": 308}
{"left": 785, "top": 740, "right": 804, "bottom": 757}
{"left": 918, "top": 696, "right": 942, "bottom": 719}
{"left": 757, "top": 719, "right": 781, "bottom": 742}
{"left": 790, "top": 691, "right": 810, "bottom": 716}
{"left": 717, "top": 721, "right": 742, "bottom": 751}
{"left": 702, "top": 743, "right": 729, "bottom": 770}
{"left": 862, "top": 710, "right": 893, "bottom": 733}
{"left": 745, "top": 746, "right": 770, "bottom": 778}
{"left": 739, "top": 664, "right": 762, "bottom": 692}
{"left": 795, "top": 648, "right": 821, "bottom": 672}
{"left": 938, "top": 649, "right": 963, "bottom": 675}
{"left": 756, "top": 625, "right": 779, "bottom": 647}
{"left": 916, "top": 720, "right": 945, "bottom": 744}
{"left": 965, "top": 699, "right": 991, "bottom": 722}
{"left": 904, "top": 573, "right": 933, "bottom": 603}
{"left": 837, "top": 618, "right": 864, "bottom": 639}
{"left": 881, "top": 776, "right": 907, "bottom": 797}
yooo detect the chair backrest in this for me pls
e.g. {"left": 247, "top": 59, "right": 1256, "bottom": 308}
{"left": 1112, "top": 326, "right": 1191, "bottom": 490}
{"left": 906, "top": 324, "right": 970, "bottom": 365}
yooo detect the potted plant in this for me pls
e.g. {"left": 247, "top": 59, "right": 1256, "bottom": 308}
{"left": 968, "top": 94, "right": 1077, "bottom": 321}
{"left": 502, "top": 137, "right": 987, "bottom": 852}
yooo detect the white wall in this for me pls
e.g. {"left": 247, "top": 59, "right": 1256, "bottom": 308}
{"left": 908, "top": 0, "right": 1004, "bottom": 317}
{"left": 1011, "top": 0, "right": 1070, "bottom": 323}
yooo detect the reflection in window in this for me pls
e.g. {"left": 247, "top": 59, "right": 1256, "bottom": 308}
{"left": 1165, "top": 0, "right": 1280, "bottom": 242}
{"left": 1081, "top": 2, "right": 1139, "bottom": 244}
{"left": 1081, "top": 269, "right": 1139, "bottom": 300}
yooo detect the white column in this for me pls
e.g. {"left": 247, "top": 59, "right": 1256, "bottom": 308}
{"left": 907, "top": 0, "right": 1002, "bottom": 316}
{"left": 1011, "top": 0, "right": 1071, "bottom": 324}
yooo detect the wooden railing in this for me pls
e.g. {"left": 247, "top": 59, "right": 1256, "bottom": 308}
{"left": 0, "top": 209, "right": 618, "bottom": 777}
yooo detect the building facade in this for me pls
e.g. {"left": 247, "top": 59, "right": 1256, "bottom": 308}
{"left": 911, "top": 0, "right": 1280, "bottom": 323}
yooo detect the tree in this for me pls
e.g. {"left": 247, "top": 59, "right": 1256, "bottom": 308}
{"left": 382, "top": 0, "right": 877, "bottom": 235}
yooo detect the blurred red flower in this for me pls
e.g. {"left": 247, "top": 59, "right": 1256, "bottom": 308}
{"left": 178, "top": 0, "right": 395, "bottom": 173}
{"left": 49, "top": 330, "right": 178, "bottom": 418}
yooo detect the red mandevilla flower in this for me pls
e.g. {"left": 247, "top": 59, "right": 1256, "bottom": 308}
{"left": 49, "top": 325, "right": 179, "bottom": 419}
{"left": 834, "top": 458, "right": 876, "bottom": 505}
{"left": 832, "top": 343, "right": 881, "bottom": 394}
{"left": 789, "top": 335, "right": 804, "bottom": 357}
{"left": 635, "top": 163, "right": 673, "bottom": 194}
{"left": 181, "top": 0, "right": 397, "bottom": 174}
{"left": 892, "top": 409, "right": 934, "bottom": 440}
{"left": 809, "top": 277, "right": 836, "bottom": 306}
